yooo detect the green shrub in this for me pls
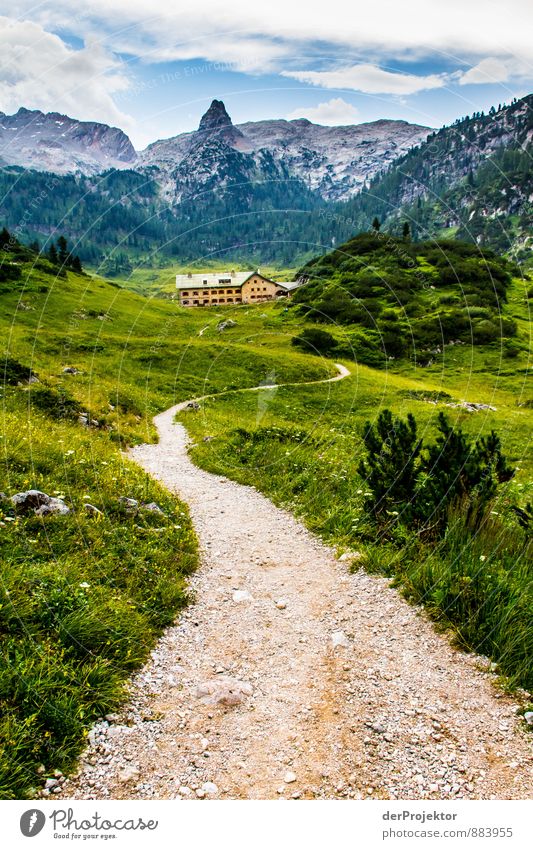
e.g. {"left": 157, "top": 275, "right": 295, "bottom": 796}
{"left": 29, "top": 385, "right": 81, "bottom": 420}
{"left": 291, "top": 327, "right": 337, "bottom": 354}
{"left": 1, "top": 357, "right": 35, "bottom": 386}
{"left": 472, "top": 319, "right": 499, "bottom": 343}
{"left": 359, "top": 410, "right": 514, "bottom": 535}
{"left": 358, "top": 410, "right": 421, "bottom": 526}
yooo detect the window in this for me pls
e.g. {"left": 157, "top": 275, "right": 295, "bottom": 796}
{"left": 235, "top": 298, "right": 242, "bottom": 303}
{"left": 219, "top": 298, "right": 225, "bottom": 303}
{"left": 193, "top": 300, "right": 199, "bottom": 305}
{"left": 211, "top": 299, "right": 217, "bottom": 304}
{"left": 203, "top": 300, "right": 209, "bottom": 305}
{"left": 193, "top": 291, "right": 199, "bottom": 296}
{"left": 227, "top": 298, "right": 233, "bottom": 303}
{"left": 182, "top": 300, "right": 189, "bottom": 305}
{"left": 219, "top": 278, "right": 231, "bottom": 284}
{"left": 263, "top": 287, "right": 267, "bottom": 291}
{"left": 203, "top": 280, "right": 208, "bottom": 284}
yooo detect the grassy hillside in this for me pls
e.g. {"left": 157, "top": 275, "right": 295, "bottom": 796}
{"left": 0, "top": 249, "right": 332, "bottom": 799}
{"left": 0, "top": 236, "right": 531, "bottom": 798}
{"left": 173, "top": 242, "right": 532, "bottom": 691}
{"left": 292, "top": 233, "right": 525, "bottom": 366}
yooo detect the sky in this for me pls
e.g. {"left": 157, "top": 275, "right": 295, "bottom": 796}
{"left": 0, "top": 0, "right": 532, "bottom": 149}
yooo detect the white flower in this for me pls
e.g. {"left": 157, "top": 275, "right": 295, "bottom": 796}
{"left": 79, "top": 582, "right": 90, "bottom": 588}
{"left": 479, "top": 555, "right": 486, "bottom": 562}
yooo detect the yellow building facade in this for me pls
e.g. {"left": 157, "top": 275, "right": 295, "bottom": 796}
{"left": 175, "top": 270, "right": 297, "bottom": 306}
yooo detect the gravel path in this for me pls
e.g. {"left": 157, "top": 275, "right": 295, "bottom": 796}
{"left": 59, "top": 366, "right": 532, "bottom": 801}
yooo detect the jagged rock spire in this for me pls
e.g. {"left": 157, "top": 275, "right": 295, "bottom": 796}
{"left": 198, "top": 100, "right": 233, "bottom": 133}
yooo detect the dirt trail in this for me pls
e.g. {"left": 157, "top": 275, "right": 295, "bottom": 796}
{"left": 61, "top": 365, "right": 532, "bottom": 800}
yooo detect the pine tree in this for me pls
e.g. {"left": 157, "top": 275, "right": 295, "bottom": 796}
{"left": 358, "top": 410, "right": 422, "bottom": 525}
{"left": 371, "top": 216, "right": 381, "bottom": 232}
{"left": 0, "top": 227, "right": 12, "bottom": 250}
{"left": 71, "top": 255, "right": 83, "bottom": 273}
{"left": 402, "top": 221, "right": 411, "bottom": 240}
{"left": 57, "top": 235, "right": 69, "bottom": 266}
{"left": 48, "top": 243, "right": 58, "bottom": 264}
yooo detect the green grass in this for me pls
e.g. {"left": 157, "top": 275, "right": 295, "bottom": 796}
{"left": 0, "top": 390, "right": 197, "bottom": 799}
{"left": 0, "top": 259, "right": 330, "bottom": 799}
{"left": 1, "top": 246, "right": 531, "bottom": 798}
{"left": 175, "top": 274, "right": 532, "bottom": 690}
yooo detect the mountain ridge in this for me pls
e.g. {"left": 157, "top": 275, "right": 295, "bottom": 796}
{"left": 0, "top": 96, "right": 530, "bottom": 264}
{"left": 0, "top": 100, "right": 430, "bottom": 202}
{"left": 0, "top": 107, "right": 136, "bottom": 175}
{"left": 138, "top": 101, "right": 431, "bottom": 201}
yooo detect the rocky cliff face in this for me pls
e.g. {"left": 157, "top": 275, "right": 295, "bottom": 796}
{"left": 0, "top": 108, "right": 137, "bottom": 175}
{"left": 138, "top": 100, "right": 430, "bottom": 202}
{"left": 337, "top": 94, "right": 533, "bottom": 257}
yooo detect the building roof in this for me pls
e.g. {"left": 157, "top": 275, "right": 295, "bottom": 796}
{"left": 275, "top": 281, "right": 301, "bottom": 291}
{"left": 176, "top": 270, "right": 257, "bottom": 290}
{"left": 175, "top": 270, "right": 303, "bottom": 292}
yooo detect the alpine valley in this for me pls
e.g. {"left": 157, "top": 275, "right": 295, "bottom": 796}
{"left": 1, "top": 88, "right": 532, "bottom": 804}
{"left": 0, "top": 95, "right": 531, "bottom": 271}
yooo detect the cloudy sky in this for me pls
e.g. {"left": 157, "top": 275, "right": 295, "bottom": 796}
{"left": 1, "top": 0, "right": 532, "bottom": 148}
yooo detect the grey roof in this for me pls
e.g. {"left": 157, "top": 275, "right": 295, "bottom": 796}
{"left": 275, "top": 280, "right": 301, "bottom": 291}
{"left": 175, "top": 270, "right": 303, "bottom": 292}
{"left": 176, "top": 270, "right": 256, "bottom": 289}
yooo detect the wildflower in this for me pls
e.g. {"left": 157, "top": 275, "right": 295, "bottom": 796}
{"left": 479, "top": 555, "right": 486, "bottom": 562}
{"left": 79, "top": 582, "right": 90, "bottom": 589}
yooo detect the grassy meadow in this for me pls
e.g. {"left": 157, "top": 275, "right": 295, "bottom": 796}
{"left": 0, "top": 256, "right": 330, "bottom": 798}
{"left": 0, "top": 242, "right": 531, "bottom": 798}
{"left": 176, "top": 274, "right": 532, "bottom": 691}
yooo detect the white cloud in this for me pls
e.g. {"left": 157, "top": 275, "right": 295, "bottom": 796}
{"left": 283, "top": 64, "right": 447, "bottom": 95}
{"left": 0, "top": 17, "right": 133, "bottom": 129}
{"left": 8, "top": 0, "right": 533, "bottom": 70}
{"left": 287, "top": 97, "right": 360, "bottom": 125}
{"left": 459, "top": 56, "right": 531, "bottom": 85}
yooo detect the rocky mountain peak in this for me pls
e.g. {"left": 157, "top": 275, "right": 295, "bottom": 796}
{"left": 198, "top": 99, "right": 233, "bottom": 132}
{"left": 196, "top": 100, "right": 244, "bottom": 147}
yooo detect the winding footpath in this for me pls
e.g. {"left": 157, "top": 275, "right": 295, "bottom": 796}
{"left": 61, "top": 365, "right": 532, "bottom": 801}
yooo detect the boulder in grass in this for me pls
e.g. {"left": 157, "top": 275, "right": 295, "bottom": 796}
{"left": 118, "top": 496, "right": 138, "bottom": 511}
{"left": 35, "top": 498, "right": 70, "bottom": 517}
{"left": 11, "top": 490, "right": 51, "bottom": 512}
{"left": 11, "top": 490, "right": 70, "bottom": 516}
{"left": 217, "top": 319, "right": 237, "bottom": 332}
{"left": 140, "top": 502, "right": 164, "bottom": 515}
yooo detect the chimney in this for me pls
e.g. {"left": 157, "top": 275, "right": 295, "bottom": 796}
{"left": 187, "top": 272, "right": 192, "bottom": 278}
{"left": 231, "top": 269, "right": 235, "bottom": 277}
